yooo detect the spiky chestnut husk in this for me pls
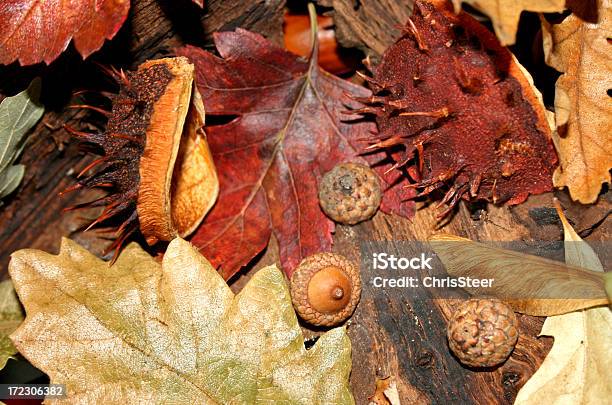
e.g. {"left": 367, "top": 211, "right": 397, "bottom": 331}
{"left": 290, "top": 253, "right": 361, "bottom": 327}
{"left": 319, "top": 163, "right": 382, "bottom": 225}
{"left": 65, "top": 57, "right": 218, "bottom": 257}
{"left": 447, "top": 298, "right": 519, "bottom": 368}
{"left": 357, "top": 0, "right": 557, "bottom": 216}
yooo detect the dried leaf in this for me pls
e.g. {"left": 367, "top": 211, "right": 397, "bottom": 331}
{"left": 0, "top": 78, "right": 44, "bottom": 204}
{"left": 429, "top": 234, "right": 609, "bottom": 315}
{"left": 0, "top": 280, "right": 23, "bottom": 371}
{"left": 9, "top": 238, "right": 354, "bottom": 404}
{"left": 0, "top": 0, "right": 130, "bottom": 66}
{"left": 543, "top": 2, "right": 612, "bottom": 203}
{"left": 176, "top": 6, "right": 412, "bottom": 278}
{"left": 451, "top": 0, "right": 565, "bottom": 45}
{"left": 368, "top": 377, "right": 401, "bottom": 405}
{"left": 514, "top": 203, "right": 612, "bottom": 404}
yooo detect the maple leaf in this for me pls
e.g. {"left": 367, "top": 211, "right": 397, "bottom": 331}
{"left": 9, "top": 238, "right": 354, "bottom": 404}
{"left": 514, "top": 202, "right": 612, "bottom": 404}
{"left": 176, "top": 7, "right": 412, "bottom": 279}
{"left": 451, "top": 0, "right": 565, "bottom": 45}
{"left": 0, "top": 0, "right": 130, "bottom": 66}
{"left": 542, "top": 3, "right": 612, "bottom": 203}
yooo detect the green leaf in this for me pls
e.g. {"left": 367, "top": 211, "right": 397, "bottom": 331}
{"left": 0, "top": 280, "right": 24, "bottom": 370}
{"left": 9, "top": 238, "right": 354, "bottom": 404}
{"left": 0, "top": 78, "right": 44, "bottom": 203}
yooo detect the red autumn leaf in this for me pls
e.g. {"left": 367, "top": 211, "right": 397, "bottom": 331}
{"left": 0, "top": 0, "right": 130, "bottom": 66}
{"left": 176, "top": 30, "right": 414, "bottom": 279}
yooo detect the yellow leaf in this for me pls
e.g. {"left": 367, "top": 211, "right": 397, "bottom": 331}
{"left": 514, "top": 203, "right": 612, "bottom": 404}
{"left": 9, "top": 238, "right": 354, "bottom": 404}
{"left": 0, "top": 280, "right": 23, "bottom": 370}
{"left": 451, "top": 0, "right": 565, "bottom": 45}
{"left": 543, "top": 2, "right": 612, "bottom": 203}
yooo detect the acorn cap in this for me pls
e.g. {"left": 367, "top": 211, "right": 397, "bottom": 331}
{"left": 136, "top": 57, "right": 219, "bottom": 245}
{"left": 318, "top": 162, "right": 382, "bottom": 225}
{"left": 447, "top": 298, "right": 519, "bottom": 368}
{"left": 290, "top": 253, "right": 361, "bottom": 327}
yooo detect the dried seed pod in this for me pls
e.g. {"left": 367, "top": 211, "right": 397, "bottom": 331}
{"left": 290, "top": 253, "right": 361, "bottom": 327}
{"left": 447, "top": 298, "right": 519, "bottom": 368}
{"left": 360, "top": 0, "right": 557, "bottom": 217}
{"left": 65, "top": 57, "right": 218, "bottom": 256}
{"left": 319, "top": 163, "right": 382, "bottom": 225}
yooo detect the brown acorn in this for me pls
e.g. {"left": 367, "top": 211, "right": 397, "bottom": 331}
{"left": 290, "top": 253, "right": 361, "bottom": 327}
{"left": 447, "top": 298, "right": 519, "bottom": 368}
{"left": 319, "top": 162, "right": 382, "bottom": 225}
{"left": 64, "top": 57, "right": 218, "bottom": 257}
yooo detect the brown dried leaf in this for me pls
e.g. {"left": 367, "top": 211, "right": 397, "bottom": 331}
{"left": 451, "top": 0, "right": 565, "bottom": 45}
{"left": 429, "top": 234, "right": 609, "bottom": 316}
{"left": 542, "top": 3, "right": 612, "bottom": 203}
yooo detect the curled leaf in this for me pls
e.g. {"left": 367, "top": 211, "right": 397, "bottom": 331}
{"left": 9, "top": 238, "right": 353, "bottom": 404}
{"left": 0, "top": 78, "right": 44, "bottom": 204}
{"left": 514, "top": 201, "right": 612, "bottom": 404}
{"left": 429, "top": 234, "right": 609, "bottom": 316}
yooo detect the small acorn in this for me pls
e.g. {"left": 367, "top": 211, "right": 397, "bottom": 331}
{"left": 447, "top": 298, "right": 519, "bottom": 368}
{"left": 290, "top": 253, "right": 361, "bottom": 327}
{"left": 319, "top": 162, "right": 382, "bottom": 225}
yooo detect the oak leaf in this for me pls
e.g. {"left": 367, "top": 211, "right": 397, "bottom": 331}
{"left": 0, "top": 280, "right": 23, "bottom": 371}
{"left": 0, "top": 78, "right": 44, "bottom": 205}
{"left": 514, "top": 203, "right": 612, "bottom": 404}
{"left": 542, "top": 3, "right": 612, "bottom": 203}
{"left": 9, "top": 238, "right": 354, "bottom": 404}
{"left": 0, "top": 0, "right": 130, "bottom": 66}
{"left": 451, "top": 0, "right": 565, "bottom": 45}
{"left": 176, "top": 10, "right": 412, "bottom": 279}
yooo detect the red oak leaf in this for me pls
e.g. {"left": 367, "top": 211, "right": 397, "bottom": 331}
{"left": 176, "top": 29, "right": 414, "bottom": 279}
{"left": 0, "top": 0, "right": 130, "bottom": 66}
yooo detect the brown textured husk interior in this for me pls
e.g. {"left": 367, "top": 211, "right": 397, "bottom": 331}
{"left": 136, "top": 57, "right": 219, "bottom": 245}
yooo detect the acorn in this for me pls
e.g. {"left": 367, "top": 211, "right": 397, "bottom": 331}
{"left": 318, "top": 162, "right": 382, "bottom": 225}
{"left": 64, "top": 57, "right": 218, "bottom": 258}
{"left": 290, "top": 253, "right": 361, "bottom": 327}
{"left": 447, "top": 298, "right": 519, "bottom": 368}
